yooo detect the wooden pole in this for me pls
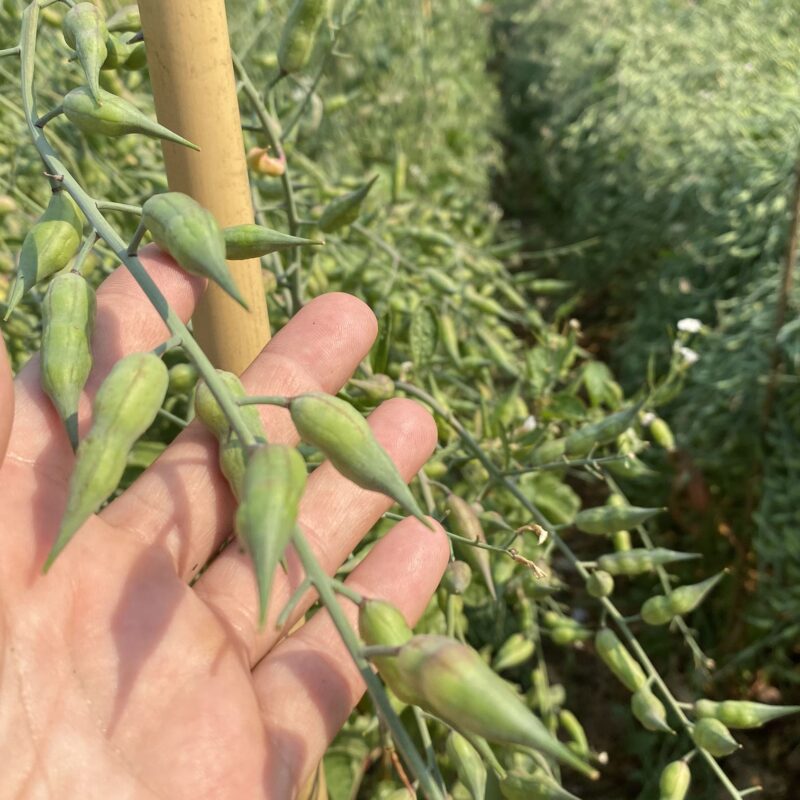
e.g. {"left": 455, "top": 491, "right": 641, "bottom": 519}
{"left": 136, "top": 5, "right": 326, "bottom": 797}
{"left": 137, "top": 0, "right": 270, "bottom": 374}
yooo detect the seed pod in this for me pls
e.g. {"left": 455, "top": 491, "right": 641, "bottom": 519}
{"left": 359, "top": 598, "right": 414, "bottom": 694}
{"left": 595, "top": 628, "right": 647, "bottom": 692}
{"left": 40, "top": 272, "right": 96, "bottom": 451}
{"left": 378, "top": 635, "right": 597, "bottom": 778}
{"left": 235, "top": 444, "right": 307, "bottom": 624}
{"left": 612, "top": 529, "right": 632, "bottom": 551}
{"left": 63, "top": 3, "right": 108, "bottom": 102}
{"left": 691, "top": 718, "right": 740, "bottom": 757}
{"left": 564, "top": 405, "right": 640, "bottom": 457}
{"left": 530, "top": 437, "right": 567, "bottom": 466}
{"left": 142, "top": 193, "right": 246, "bottom": 308}
{"left": 694, "top": 699, "right": 800, "bottom": 730}
{"left": 499, "top": 769, "right": 583, "bottom": 800}
{"left": 574, "top": 505, "right": 662, "bottom": 535}
{"left": 667, "top": 571, "right": 726, "bottom": 616}
{"left": 559, "top": 709, "right": 589, "bottom": 758}
{"left": 43, "top": 353, "right": 168, "bottom": 571}
{"left": 120, "top": 41, "right": 146, "bottom": 71}
{"left": 246, "top": 146, "right": 286, "bottom": 177}
{"left": 101, "top": 32, "right": 133, "bottom": 70}
{"left": 4, "top": 190, "right": 84, "bottom": 319}
{"left": 493, "top": 633, "right": 535, "bottom": 672}
{"left": 550, "top": 625, "right": 592, "bottom": 647}
{"left": 348, "top": 374, "right": 395, "bottom": 404}
{"left": 442, "top": 560, "right": 472, "bottom": 595}
{"left": 277, "top": 0, "right": 328, "bottom": 74}
{"left": 223, "top": 223, "right": 322, "bottom": 260}
{"left": 659, "top": 760, "right": 691, "bottom": 800}
{"left": 424, "top": 269, "right": 460, "bottom": 295}
{"left": 289, "top": 392, "right": 428, "bottom": 525}
{"left": 641, "top": 595, "right": 674, "bottom": 626}
{"left": 317, "top": 176, "right": 378, "bottom": 233}
{"left": 438, "top": 312, "right": 462, "bottom": 365}
{"left": 631, "top": 687, "right": 673, "bottom": 733}
{"left": 194, "top": 371, "right": 267, "bottom": 499}
{"left": 107, "top": 4, "right": 139, "bottom": 32}
{"left": 63, "top": 86, "right": 199, "bottom": 150}
{"left": 597, "top": 548, "right": 700, "bottom": 577}
{"left": 167, "top": 363, "right": 198, "bottom": 394}
{"left": 649, "top": 417, "right": 676, "bottom": 451}
{"left": 586, "top": 570, "right": 615, "bottom": 598}
{"left": 446, "top": 494, "right": 496, "bottom": 601}
{"left": 446, "top": 731, "right": 487, "bottom": 800}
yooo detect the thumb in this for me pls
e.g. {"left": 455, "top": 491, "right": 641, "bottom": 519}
{"left": 0, "top": 336, "right": 13, "bottom": 464}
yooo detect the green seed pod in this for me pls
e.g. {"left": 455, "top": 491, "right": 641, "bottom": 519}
{"left": 40, "top": 272, "right": 96, "bottom": 451}
{"left": 380, "top": 635, "right": 597, "bottom": 778}
{"left": 120, "top": 41, "right": 147, "bottom": 71}
{"left": 574, "top": 505, "right": 662, "bottom": 535}
{"left": 317, "top": 175, "right": 378, "bottom": 233}
{"left": 167, "top": 363, "right": 198, "bottom": 394}
{"left": 289, "top": 392, "right": 428, "bottom": 525}
{"left": 667, "top": 571, "right": 726, "bottom": 616}
{"left": 235, "top": 444, "right": 307, "bottom": 624}
{"left": 194, "top": 371, "right": 267, "bottom": 499}
{"left": 564, "top": 405, "right": 640, "bottom": 457}
{"left": 63, "top": 3, "right": 108, "bottom": 102}
{"left": 529, "top": 437, "right": 567, "bottom": 466}
{"left": 4, "top": 190, "right": 84, "bottom": 319}
{"left": 142, "top": 193, "right": 246, "bottom": 308}
{"left": 44, "top": 353, "right": 168, "bottom": 571}
{"left": 586, "top": 570, "right": 615, "bottom": 598}
{"left": 595, "top": 628, "right": 647, "bottom": 692}
{"left": 277, "top": 0, "right": 328, "bottom": 74}
{"left": 550, "top": 625, "right": 592, "bottom": 647}
{"left": 101, "top": 32, "right": 133, "bottom": 70}
{"left": 107, "top": 4, "right": 140, "bottom": 32}
{"left": 441, "top": 560, "right": 472, "bottom": 595}
{"left": 223, "top": 223, "right": 323, "bottom": 260}
{"left": 612, "top": 529, "right": 632, "bottom": 551}
{"left": 597, "top": 548, "right": 700, "bottom": 577}
{"left": 641, "top": 595, "right": 674, "bottom": 626}
{"left": 631, "top": 687, "right": 673, "bottom": 733}
{"left": 559, "top": 709, "right": 589, "bottom": 757}
{"left": 691, "top": 718, "right": 740, "bottom": 757}
{"left": 446, "top": 731, "right": 487, "bottom": 800}
{"left": 446, "top": 494, "right": 496, "bottom": 601}
{"left": 659, "top": 760, "right": 691, "bottom": 800}
{"left": 63, "top": 86, "right": 199, "bottom": 150}
{"left": 694, "top": 699, "right": 800, "bottom": 730}
{"left": 424, "top": 269, "right": 459, "bottom": 295}
{"left": 649, "top": 417, "right": 676, "bottom": 451}
{"left": 348, "top": 374, "right": 395, "bottom": 404}
{"left": 493, "top": 633, "right": 535, "bottom": 672}
{"left": 359, "top": 598, "right": 414, "bottom": 695}
{"left": 438, "top": 312, "right": 461, "bottom": 365}
{"left": 499, "top": 770, "right": 583, "bottom": 800}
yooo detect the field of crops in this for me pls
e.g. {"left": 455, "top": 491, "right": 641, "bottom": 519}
{"left": 0, "top": 1, "right": 798, "bottom": 798}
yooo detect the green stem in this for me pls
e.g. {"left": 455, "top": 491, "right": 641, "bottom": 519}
{"left": 69, "top": 231, "right": 97, "bottom": 275}
{"left": 291, "top": 528, "right": 446, "bottom": 800}
{"left": 237, "top": 395, "right": 290, "bottom": 408}
{"left": 96, "top": 200, "right": 143, "bottom": 215}
{"left": 0, "top": 46, "right": 20, "bottom": 57}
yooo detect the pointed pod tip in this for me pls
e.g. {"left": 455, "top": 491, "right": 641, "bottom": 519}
{"left": 65, "top": 413, "right": 79, "bottom": 453}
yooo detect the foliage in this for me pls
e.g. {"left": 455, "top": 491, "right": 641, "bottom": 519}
{"left": 493, "top": 0, "right": 800, "bottom": 682}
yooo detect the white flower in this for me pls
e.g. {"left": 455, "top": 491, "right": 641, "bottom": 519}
{"left": 521, "top": 414, "right": 538, "bottom": 433}
{"left": 641, "top": 411, "right": 656, "bottom": 426}
{"left": 677, "top": 317, "right": 702, "bottom": 333}
{"left": 677, "top": 345, "right": 700, "bottom": 365}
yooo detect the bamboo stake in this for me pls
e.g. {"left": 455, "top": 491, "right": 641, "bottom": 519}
{"left": 136, "top": 5, "right": 325, "bottom": 797}
{"left": 137, "top": 0, "right": 270, "bottom": 374}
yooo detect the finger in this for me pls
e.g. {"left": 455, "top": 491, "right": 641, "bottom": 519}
{"left": 8, "top": 245, "right": 204, "bottom": 467}
{"left": 0, "top": 333, "right": 13, "bottom": 465}
{"left": 253, "top": 516, "right": 449, "bottom": 798}
{"left": 193, "top": 397, "right": 438, "bottom": 667}
{"left": 100, "top": 292, "right": 379, "bottom": 578}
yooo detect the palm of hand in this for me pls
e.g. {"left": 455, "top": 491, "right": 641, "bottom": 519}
{"left": 0, "top": 250, "right": 447, "bottom": 799}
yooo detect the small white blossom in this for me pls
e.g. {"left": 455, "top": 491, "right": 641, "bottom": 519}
{"left": 521, "top": 414, "right": 538, "bottom": 433}
{"left": 677, "top": 345, "right": 700, "bottom": 365}
{"left": 677, "top": 317, "right": 702, "bottom": 334}
{"left": 641, "top": 411, "right": 656, "bottom": 426}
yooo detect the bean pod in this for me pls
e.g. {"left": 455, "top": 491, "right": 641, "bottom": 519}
{"left": 317, "top": 176, "right": 378, "bottom": 233}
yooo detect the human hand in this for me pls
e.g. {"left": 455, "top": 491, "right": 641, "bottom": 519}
{"left": 0, "top": 248, "right": 448, "bottom": 799}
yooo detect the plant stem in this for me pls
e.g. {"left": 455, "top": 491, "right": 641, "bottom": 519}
{"left": 291, "top": 528, "right": 446, "bottom": 800}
